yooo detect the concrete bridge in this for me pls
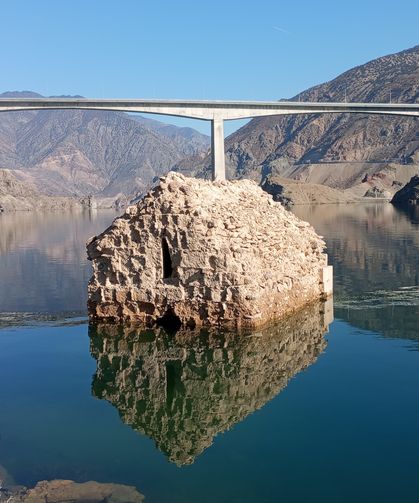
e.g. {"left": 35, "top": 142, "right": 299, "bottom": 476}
{"left": 0, "top": 98, "right": 418, "bottom": 180}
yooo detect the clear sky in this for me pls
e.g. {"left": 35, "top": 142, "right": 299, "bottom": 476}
{"left": 2, "top": 0, "right": 418, "bottom": 134}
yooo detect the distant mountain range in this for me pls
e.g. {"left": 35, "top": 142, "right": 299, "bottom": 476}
{"left": 0, "top": 45, "right": 418, "bottom": 203}
{"left": 177, "top": 45, "right": 419, "bottom": 196}
{"left": 0, "top": 91, "right": 209, "bottom": 198}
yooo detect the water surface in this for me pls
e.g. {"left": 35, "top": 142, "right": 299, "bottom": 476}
{"left": 0, "top": 203, "right": 418, "bottom": 502}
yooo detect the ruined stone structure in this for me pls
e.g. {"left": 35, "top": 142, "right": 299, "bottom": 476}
{"left": 89, "top": 299, "right": 333, "bottom": 465}
{"left": 87, "top": 172, "right": 332, "bottom": 328}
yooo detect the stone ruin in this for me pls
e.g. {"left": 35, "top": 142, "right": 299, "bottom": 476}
{"left": 89, "top": 299, "right": 333, "bottom": 466}
{"left": 87, "top": 172, "right": 332, "bottom": 329}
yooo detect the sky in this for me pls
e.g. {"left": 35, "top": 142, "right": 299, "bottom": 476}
{"left": 2, "top": 0, "right": 418, "bottom": 135}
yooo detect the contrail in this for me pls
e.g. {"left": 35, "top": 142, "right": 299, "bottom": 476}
{"left": 273, "top": 26, "right": 290, "bottom": 34}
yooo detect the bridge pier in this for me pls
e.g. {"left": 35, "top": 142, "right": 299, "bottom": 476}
{"left": 211, "top": 117, "right": 226, "bottom": 181}
{"left": 1, "top": 99, "right": 417, "bottom": 185}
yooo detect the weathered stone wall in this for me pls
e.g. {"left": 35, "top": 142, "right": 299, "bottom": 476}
{"left": 90, "top": 299, "right": 332, "bottom": 465}
{"left": 87, "top": 172, "right": 331, "bottom": 328}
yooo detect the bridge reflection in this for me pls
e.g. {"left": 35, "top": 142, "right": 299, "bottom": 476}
{"left": 89, "top": 299, "right": 333, "bottom": 465}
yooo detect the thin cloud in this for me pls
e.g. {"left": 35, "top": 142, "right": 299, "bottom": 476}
{"left": 273, "top": 26, "right": 290, "bottom": 34}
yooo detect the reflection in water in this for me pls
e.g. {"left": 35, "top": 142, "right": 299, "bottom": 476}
{"left": 0, "top": 209, "right": 117, "bottom": 313}
{"left": 294, "top": 204, "right": 419, "bottom": 342}
{"left": 338, "top": 304, "right": 419, "bottom": 342}
{"left": 335, "top": 286, "right": 419, "bottom": 342}
{"left": 397, "top": 204, "right": 419, "bottom": 225}
{"left": 89, "top": 299, "right": 333, "bottom": 466}
{"left": 293, "top": 203, "right": 419, "bottom": 298}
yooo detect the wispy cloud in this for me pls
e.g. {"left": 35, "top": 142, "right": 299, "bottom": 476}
{"left": 273, "top": 26, "right": 290, "bottom": 34}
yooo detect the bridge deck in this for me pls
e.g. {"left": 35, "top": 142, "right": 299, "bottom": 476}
{"left": 0, "top": 98, "right": 417, "bottom": 180}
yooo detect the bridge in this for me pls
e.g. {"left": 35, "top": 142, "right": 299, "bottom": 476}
{"left": 0, "top": 98, "right": 418, "bottom": 180}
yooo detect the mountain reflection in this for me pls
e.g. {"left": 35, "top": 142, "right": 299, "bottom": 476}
{"left": 397, "top": 204, "right": 419, "bottom": 225}
{"left": 293, "top": 203, "right": 419, "bottom": 297}
{"left": 0, "top": 210, "right": 117, "bottom": 312}
{"left": 335, "top": 287, "right": 419, "bottom": 342}
{"left": 89, "top": 299, "right": 333, "bottom": 466}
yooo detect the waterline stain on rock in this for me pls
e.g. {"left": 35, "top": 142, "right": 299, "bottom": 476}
{"left": 87, "top": 172, "right": 332, "bottom": 328}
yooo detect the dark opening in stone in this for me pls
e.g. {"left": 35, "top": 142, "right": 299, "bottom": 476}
{"left": 157, "top": 308, "right": 182, "bottom": 331}
{"left": 162, "top": 237, "right": 173, "bottom": 279}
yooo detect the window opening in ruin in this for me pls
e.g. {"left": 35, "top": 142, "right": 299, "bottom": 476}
{"left": 162, "top": 237, "right": 173, "bottom": 279}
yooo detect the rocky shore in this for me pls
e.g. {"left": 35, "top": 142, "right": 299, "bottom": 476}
{"left": 261, "top": 175, "right": 358, "bottom": 206}
{"left": 391, "top": 175, "right": 419, "bottom": 207}
{"left": 0, "top": 466, "right": 143, "bottom": 502}
{"left": 0, "top": 169, "right": 85, "bottom": 213}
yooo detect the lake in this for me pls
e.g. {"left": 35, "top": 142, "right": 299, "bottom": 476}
{"left": 0, "top": 203, "right": 418, "bottom": 502}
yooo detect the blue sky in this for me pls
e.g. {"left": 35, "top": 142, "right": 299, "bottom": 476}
{"left": 2, "top": 0, "right": 418, "bottom": 134}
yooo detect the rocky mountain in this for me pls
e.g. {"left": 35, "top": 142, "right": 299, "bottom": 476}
{"left": 262, "top": 175, "right": 358, "bottom": 206}
{"left": 178, "top": 45, "right": 419, "bottom": 196}
{"left": 0, "top": 168, "right": 86, "bottom": 212}
{"left": 1, "top": 45, "right": 417, "bottom": 204}
{"left": 0, "top": 91, "right": 209, "bottom": 199}
{"left": 130, "top": 114, "right": 209, "bottom": 157}
{"left": 391, "top": 175, "right": 419, "bottom": 207}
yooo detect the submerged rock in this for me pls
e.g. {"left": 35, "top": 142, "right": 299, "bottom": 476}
{"left": 0, "top": 478, "right": 144, "bottom": 502}
{"left": 87, "top": 172, "right": 332, "bottom": 328}
{"left": 391, "top": 175, "right": 419, "bottom": 207}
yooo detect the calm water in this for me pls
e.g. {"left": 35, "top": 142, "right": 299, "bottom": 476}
{"left": 0, "top": 204, "right": 418, "bottom": 502}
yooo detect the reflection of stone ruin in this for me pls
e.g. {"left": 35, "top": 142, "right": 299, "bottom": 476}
{"left": 87, "top": 172, "right": 332, "bottom": 329}
{"left": 89, "top": 299, "right": 333, "bottom": 466}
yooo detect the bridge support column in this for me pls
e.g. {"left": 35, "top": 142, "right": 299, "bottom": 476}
{"left": 211, "top": 117, "right": 226, "bottom": 181}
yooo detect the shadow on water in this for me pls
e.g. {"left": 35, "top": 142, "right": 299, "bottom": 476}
{"left": 89, "top": 299, "right": 333, "bottom": 466}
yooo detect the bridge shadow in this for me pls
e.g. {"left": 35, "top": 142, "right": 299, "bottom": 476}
{"left": 88, "top": 299, "right": 333, "bottom": 466}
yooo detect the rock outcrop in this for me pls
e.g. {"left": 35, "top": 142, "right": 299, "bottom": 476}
{"left": 175, "top": 45, "right": 419, "bottom": 195}
{"left": 87, "top": 173, "right": 332, "bottom": 328}
{"left": 0, "top": 169, "right": 86, "bottom": 212}
{"left": 90, "top": 299, "right": 333, "bottom": 465}
{"left": 391, "top": 175, "right": 419, "bottom": 207}
{"left": 0, "top": 478, "right": 144, "bottom": 502}
{"left": 261, "top": 175, "right": 358, "bottom": 206}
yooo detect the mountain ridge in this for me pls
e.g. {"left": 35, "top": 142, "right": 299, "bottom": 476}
{"left": 175, "top": 44, "right": 419, "bottom": 197}
{"left": 0, "top": 91, "right": 209, "bottom": 198}
{"left": 0, "top": 45, "right": 418, "bottom": 202}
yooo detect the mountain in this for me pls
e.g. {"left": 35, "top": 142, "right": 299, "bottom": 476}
{"left": 177, "top": 45, "right": 419, "bottom": 196}
{"left": 130, "top": 114, "right": 209, "bottom": 157}
{"left": 1, "top": 46, "right": 417, "bottom": 203}
{"left": 0, "top": 168, "right": 86, "bottom": 212}
{"left": 0, "top": 92, "right": 209, "bottom": 198}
